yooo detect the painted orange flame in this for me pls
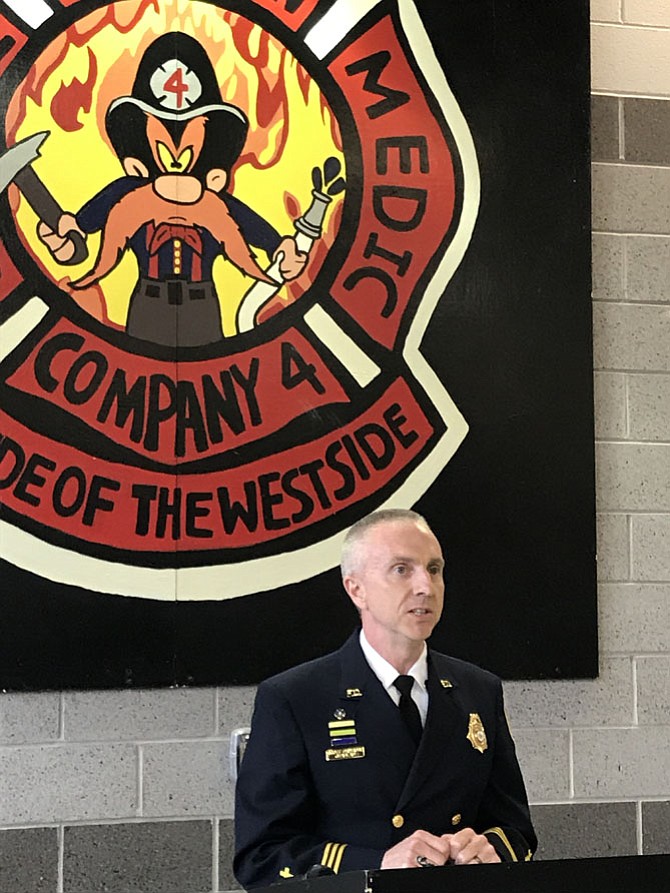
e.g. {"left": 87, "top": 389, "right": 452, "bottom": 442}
{"left": 6, "top": 0, "right": 157, "bottom": 143}
{"left": 50, "top": 46, "right": 97, "bottom": 132}
{"left": 7, "top": 0, "right": 345, "bottom": 335}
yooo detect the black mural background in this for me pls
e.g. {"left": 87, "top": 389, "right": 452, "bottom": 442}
{"left": 0, "top": 0, "right": 595, "bottom": 689}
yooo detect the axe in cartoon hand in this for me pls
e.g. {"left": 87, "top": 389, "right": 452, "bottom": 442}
{"left": 0, "top": 131, "right": 88, "bottom": 266}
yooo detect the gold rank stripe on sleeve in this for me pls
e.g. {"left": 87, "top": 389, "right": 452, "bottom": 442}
{"left": 483, "top": 826, "right": 518, "bottom": 861}
{"left": 321, "top": 841, "right": 347, "bottom": 873}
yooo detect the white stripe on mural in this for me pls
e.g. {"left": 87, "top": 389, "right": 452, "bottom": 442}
{"left": 304, "top": 0, "right": 383, "bottom": 60}
{"left": 304, "top": 303, "right": 380, "bottom": 388}
{"left": 0, "top": 296, "right": 49, "bottom": 363}
{"left": 2, "top": 0, "right": 53, "bottom": 29}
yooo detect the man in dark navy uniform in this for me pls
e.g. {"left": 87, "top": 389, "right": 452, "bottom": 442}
{"left": 234, "top": 509, "right": 536, "bottom": 888}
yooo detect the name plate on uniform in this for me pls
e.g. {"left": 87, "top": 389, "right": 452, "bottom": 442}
{"left": 325, "top": 746, "right": 366, "bottom": 761}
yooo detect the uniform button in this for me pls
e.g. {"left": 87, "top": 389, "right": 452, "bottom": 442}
{"left": 392, "top": 814, "right": 404, "bottom": 828}
{"left": 451, "top": 814, "right": 461, "bottom": 826}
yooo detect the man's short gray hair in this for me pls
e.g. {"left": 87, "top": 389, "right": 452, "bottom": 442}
{"left": 340, "top": 508, "right": 431, "bottom": 578}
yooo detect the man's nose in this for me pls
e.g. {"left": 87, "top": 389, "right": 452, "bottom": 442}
{"left": 413, "top": 567, "right": 433, "bottom": 594}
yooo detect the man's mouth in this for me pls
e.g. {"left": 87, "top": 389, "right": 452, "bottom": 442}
{"left": 409, "top": 608, "right": 431, "bottom": 615}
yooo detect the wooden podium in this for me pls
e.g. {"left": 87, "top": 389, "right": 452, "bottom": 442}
{"left": 256, "top": 854, "right": 670, "bottom": 893}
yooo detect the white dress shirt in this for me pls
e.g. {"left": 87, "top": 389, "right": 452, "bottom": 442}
{"left": 359, "top": 630, "right": 429, "bottom": 726}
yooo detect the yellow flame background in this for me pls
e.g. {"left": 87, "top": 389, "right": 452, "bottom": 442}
{"left": 7, "top": 0, "right": 343, "bottom": 336}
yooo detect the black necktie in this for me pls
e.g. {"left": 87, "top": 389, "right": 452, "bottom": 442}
{"left": 393, "top": 675, "right": 423, "bottom": 746}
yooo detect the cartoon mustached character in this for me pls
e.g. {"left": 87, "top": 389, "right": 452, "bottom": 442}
{"left": 39, "top": 33, "right": 306, "bottom": 347}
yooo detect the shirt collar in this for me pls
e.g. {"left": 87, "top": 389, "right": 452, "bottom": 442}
{"left": 359, "top": 629, "right": 428, "bottom": 693}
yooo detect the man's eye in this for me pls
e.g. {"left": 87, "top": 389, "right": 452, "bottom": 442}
{"left": 429, "top": 565, "right": 442, "bottom": 576}
{"left": 393, "top": 565, "right": 407, "bottom": 575}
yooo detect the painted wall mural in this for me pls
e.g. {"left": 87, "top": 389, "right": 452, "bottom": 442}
{"left": 0, "top": 0, "right": 595, "bottom": 689}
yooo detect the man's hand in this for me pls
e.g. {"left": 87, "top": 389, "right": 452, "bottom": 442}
{"left": 381, "top": 828, "right": 500, "bottom": 869}
{"left": 381, "top": 830, "right": 453, "bottom": 869}
{"left": 442, "top": 828, "right": 501, "bottom": 865}
{"left": 37, "top": 214, "right": 86, "bottom": 264}
{"left": 272, "top": 237, "right": 307, "bottom": 281}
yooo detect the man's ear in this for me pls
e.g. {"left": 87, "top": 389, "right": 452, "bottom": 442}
{"left": 123, "top": 157, "right": 149, "bottom": 177}
{"left": 343, "top": 575, "right": 365, "bottom": 611}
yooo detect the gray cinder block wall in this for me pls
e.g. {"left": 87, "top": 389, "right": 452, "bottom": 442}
{"left": 2, "top": 5, "right": 670, "bottom": 891}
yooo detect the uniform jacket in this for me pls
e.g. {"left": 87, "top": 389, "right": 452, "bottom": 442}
{"left": 234, "top": 632, "right": 536, "bottom": 889}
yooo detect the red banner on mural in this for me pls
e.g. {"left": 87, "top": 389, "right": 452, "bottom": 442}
{"left": 0, "top": 376, "right": 432, "bottom": 552}
{"left": 7, "top": 316, "right": 350, "bottom": 463}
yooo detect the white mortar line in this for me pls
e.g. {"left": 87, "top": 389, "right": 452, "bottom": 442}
{"left": 602, "top": 651, "right": 670, "bottom": 660}
{"left": 596, "top": 21, "right": 670, "bottom": 33}
{"left": 514, "top": 722, "right": 670, "bottom": 731}
{"left": 0, "top": 731, "right": 230, "bottom": 749}
{"left": 636, "top": 800, "right": 643, "bottom": 854}
{"left": 593, "top": 297, "right": 670, "bottom": 308}
{"left": 58, "top": 693, "right": 65, "bottom": 741}
{"left": 137, "top": 744, "right": 144, "bottom": 818}
{"left": 57, "top": 824, "right": 64, "bottom": 893}
{"left": 594, "top": 229, "right": 670, "bottom": 239}
{"left": 213, "top": 688, "right": 220, "bottom": 737}
{"left": 632, "top": 657, "right": 639, "bottom": 726}
{"left": 0, "top": 816, "right": 233, "bottom": 830}
{"left": 623, "top": 376, "right": 630, "bottom": 441}
{"left": 595, "top": 437, "right": 670, "bottom": 445}
{"left": 212, "top": 818, "right": 220, "bottom": 893}
{"left": 621, "top": 232, "right": 629, "bottom": 300}
{"left": 596, "top": 513, "right": 670, "bottom": 520}
{"left": 530, "top": 795, "right": 669, "bottom": 804}
{"left": 618, "top": 96, "right": 625, "bottom": 160}
{"left": 594, "top": 159, "right": 670, "bottom": 170}
{"left": 592, "top": 88, "right": 670, "bottom": 99}
{"left": 568, "top": 728, "right": 575, "bottom": 799}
